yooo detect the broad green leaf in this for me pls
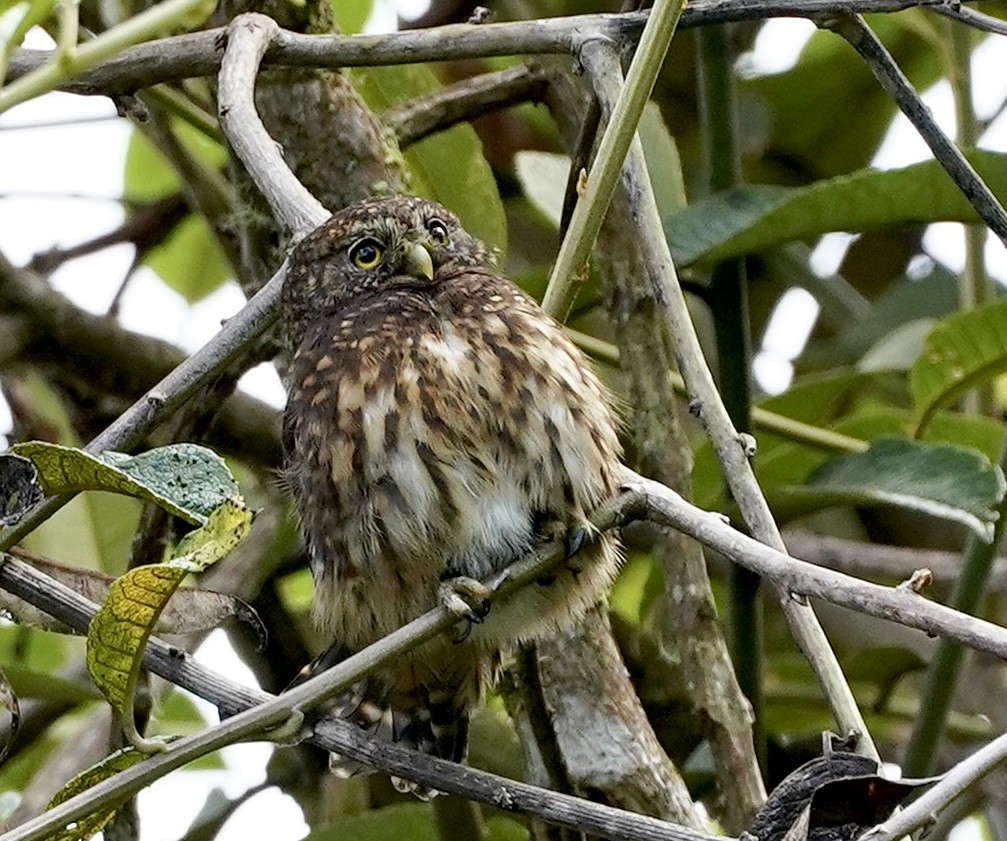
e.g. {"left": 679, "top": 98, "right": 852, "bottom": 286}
{"left": 743, "top": 15, "right": 941, "bottom": 180}
{"left": 330, "top": 0, "right": 372, "bottom": 33}
{"left": 910, "top": 300, "right": 1007, "bottom": 435}
{"left": 11, "top": 442, "right": 241, "bottom": 525}
{"left": 351, "top": 65, "right": 507, "bottom": 255}
{"left": 45, "top": 742, "right": 170, "bottom": 841}
{"left": 664, "top": 152, "right": 1007, "bottom": 267}
{"left": 143, "top": 212, "right": 231, "bottom": 303}
{"left": 123, "top": 123, "right": 226, "bottom": 204}
{"left": 770, "top": 437, "right": 1005, "bottom": 541}
{"left": 86, "top": 500, "right": 253, "bottom": 749}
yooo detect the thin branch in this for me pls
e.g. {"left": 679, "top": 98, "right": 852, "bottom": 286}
{"left": 860, "top": 730, "right": 1007, "bottom": 841}
{"left": 578, "top": 41, "right": 878, "bottom": 760}
{"left": 822, "top": 14, "right": 1007, "bottom": 248}
{"left": 932, "top": 3, "right": 1007, "bottom": 36}
{"left": 217, "top": 14, "right": 328, "bottom": 237}
{"left": 386, "top": 63, "right": 551, "bottom": 147}
{"left": 5, "top": 0, "right": 952, "bottom": 97}
{"left": 0, "top": 260, "right": 286, "bottom": 549}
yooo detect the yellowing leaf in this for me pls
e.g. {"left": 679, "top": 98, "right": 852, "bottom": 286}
{"left": 86, "top": 500, "right": 253, "bottom": 749}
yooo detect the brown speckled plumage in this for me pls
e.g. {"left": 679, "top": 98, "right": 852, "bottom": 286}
{"left": 281, "top": 196, "right": 622, "bottom": 788}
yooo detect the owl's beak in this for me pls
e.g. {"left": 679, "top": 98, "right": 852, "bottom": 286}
{"left": 402, "top": 242, "right": 434, "bottom": 281}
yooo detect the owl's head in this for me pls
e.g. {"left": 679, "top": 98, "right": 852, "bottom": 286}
{"left": 282, "top": 196, "right": 493, "bottom": 335}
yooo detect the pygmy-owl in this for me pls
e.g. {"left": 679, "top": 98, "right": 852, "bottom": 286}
{"left": 281, "top": 195, "right": 622, "bottom": 790}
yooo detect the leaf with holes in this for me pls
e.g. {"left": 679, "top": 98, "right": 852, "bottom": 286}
{"left": 11, "top": 442, "right": 241, "bottom": 525}
{"left": 86, "top": 500, "right": 253, "bottom": 750}
{"left": 910, "top": 300, "right": 1007, "bottom": 435}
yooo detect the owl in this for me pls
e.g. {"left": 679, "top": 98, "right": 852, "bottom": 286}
{"left": 281, "top": 195, "right": 623, "bottom": 792}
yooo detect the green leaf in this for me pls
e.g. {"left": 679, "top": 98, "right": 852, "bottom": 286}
{"left": 86, "top": 500, "right": 253, "bottom": 749}
{"left": 143, "top": 212, "right": 230, "bottom": 303}
{"left": 123, "top": 123, "right": 225, "bottom": 204}
{"left": 664, "top": 152, "right": 1007, "bottom": 267}
{"left": 910, "top": 300, "right": 1007, "bottom": 435}
{"left": 773, "top": 437, "right": 1005, "bottom": 541}
{"left": 350, "top": 65, "right": 507, "bottom": 255}
{"left": 330, "top": 0, "right": 372, "bottom": 33}
{"left": 514, "top": 151, "right": 567, "bottom": 229}
{"left": 0, "top": 0, "right": 54, "bottom": 65}
{"left": 11, "top": 442, "right": 241, "bottom": 525}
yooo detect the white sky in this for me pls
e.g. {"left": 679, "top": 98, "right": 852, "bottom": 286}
{"left": 0, "top": 10, "right": 1006, "bottom": 841}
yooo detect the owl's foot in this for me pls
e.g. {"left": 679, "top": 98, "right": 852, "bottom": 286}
{"left": 438, "top": 575, "right": 492, "bottom": 624}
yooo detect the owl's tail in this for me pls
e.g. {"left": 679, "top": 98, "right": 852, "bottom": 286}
{"left": 287, "top": 643, "right": 474, "bottom": 799}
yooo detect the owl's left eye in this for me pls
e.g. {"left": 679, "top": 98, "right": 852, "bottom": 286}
{"left": 349, "top": 237, "right": 385, "bottom": 269}
{"left": 426, "top": 218, "right": 450, "bottom": 246}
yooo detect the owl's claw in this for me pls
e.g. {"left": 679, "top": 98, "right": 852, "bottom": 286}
{"left": 438, "top": 575, "right": 492, "bottom": 624}
{"left": 565, "top": 524, "right": 588, "bottom": 559}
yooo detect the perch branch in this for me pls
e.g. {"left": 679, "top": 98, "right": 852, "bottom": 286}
{"left": 6, "top": 466, "right": 1007, "bottom": 840}
{"left": 578, "top": 40, "right": 877, "bottom": 759}
{"left": 5, "top": 0, "right": 953, "bottom": 97}
{"left": 217, "top": 13, "right": 328, "bottom": 236}
{"left": 823, "top": 14, "right": 1007, "bottom": 248}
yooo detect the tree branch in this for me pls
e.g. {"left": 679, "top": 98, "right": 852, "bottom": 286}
{"left": 5, "top": 0, "right": 952, "bottom": 97}
{"left": 822, "top": 13, "right": 1007, "bottom": 248}
{"left": 0, "top": 258, "right": 285, "bottom": 549}
{"left": 217, "top": 13, "right": 328, "bottom": 237}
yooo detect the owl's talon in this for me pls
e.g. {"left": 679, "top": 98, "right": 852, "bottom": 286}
{"left": 438, "top": 575, "right": 492, "bottom": 623}
{"left": 565, "top": 525, "right": 588, "bottom": 558}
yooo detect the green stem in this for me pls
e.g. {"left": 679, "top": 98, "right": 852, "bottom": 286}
{"left": 902, "top": 435, "right": 1007, "bottom": 775}
{"left": 541, "top": 0, "right": 688, "bottom": 320}
{"left": 0, "top": 0, "right": 210, "bottom": 115}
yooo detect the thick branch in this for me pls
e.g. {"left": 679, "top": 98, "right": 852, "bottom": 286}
{"left": 217, "top": 13, "right": 328, "bottom": 236}
{"left": 6, "top": 0, "right": 950, "bottom": 96}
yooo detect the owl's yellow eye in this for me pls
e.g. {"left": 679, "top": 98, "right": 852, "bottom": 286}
{"left": 349, "top": 237, "right": 384, "bottom": 269}
{"left": 426, "top": 218, "right": 450, "bottom": 246}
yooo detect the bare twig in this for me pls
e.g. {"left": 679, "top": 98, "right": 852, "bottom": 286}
{"left": 217, "top": 14, "right": 328, "bottom": 236}
{"left": 386, "top": 63, "right": 551, "bottom": 147}
{"left": 5, "top": 0, "right": 952, "bottom": 97}
{"left": 0, "top": 262, "right": 286, "bottom": 549}
{"left": 578, "top": 41, "right": 878, "bottom": 760}
{"left": 932, "top": 3, "right": 1007, "bottom": 36}
{"left": 823, "top": 14, "right": 1007, "bottom": 248}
